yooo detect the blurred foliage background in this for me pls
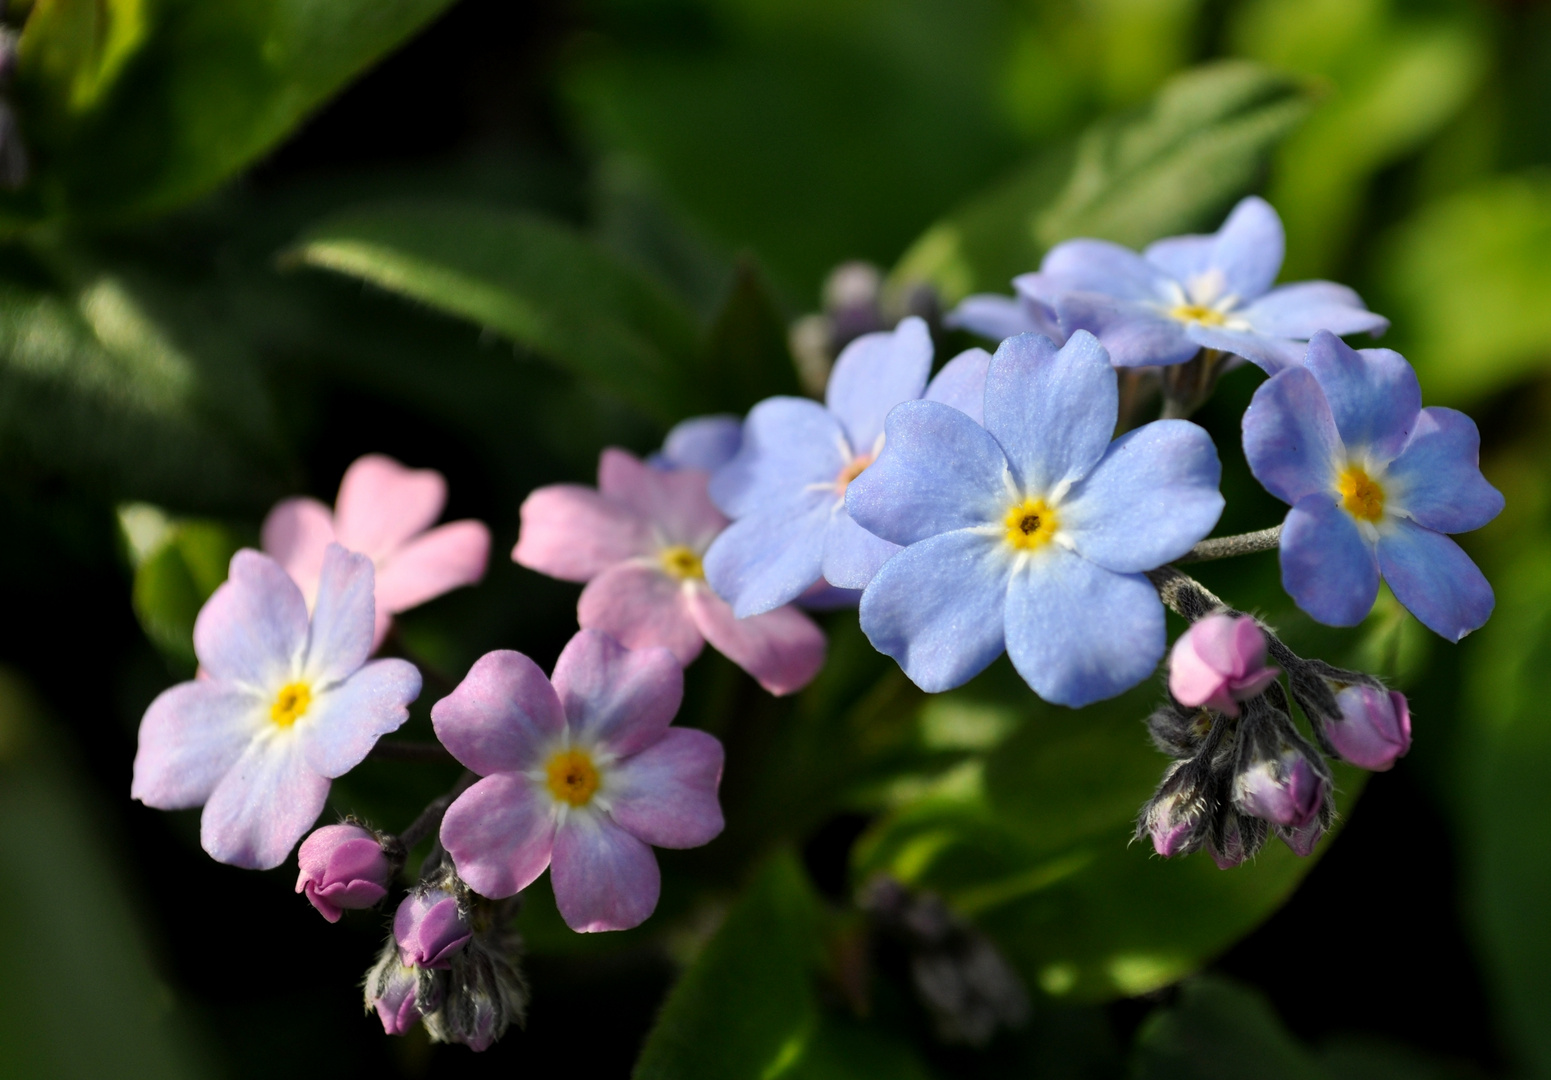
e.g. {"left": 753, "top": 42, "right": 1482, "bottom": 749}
{"left": 2, "top": 0, "right": 1550, "bottom": 1076}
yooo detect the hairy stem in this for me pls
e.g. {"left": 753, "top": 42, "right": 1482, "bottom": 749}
{"left": 397, "top": 769, "right": 479, "bottom": 851}
{"left": 1176, "top": 525, "right": 1281, "bottom": 564}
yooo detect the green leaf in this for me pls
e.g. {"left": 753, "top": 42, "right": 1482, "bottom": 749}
{"left": 287, "top": 202, "right": 707, "bottom": 423}
{"left": 118, "top": 503, "right": 242, "bottom": 669}
{"left": 1133, "top": 976, "right": 1324, "bottom": 1080}
{"left": 700, "top": 257, "right": 802, "bottom": 412}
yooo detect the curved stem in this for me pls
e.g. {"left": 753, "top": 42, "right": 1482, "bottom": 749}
{"left": 1175, "top": 525, "right": 1281, "bottom": 564}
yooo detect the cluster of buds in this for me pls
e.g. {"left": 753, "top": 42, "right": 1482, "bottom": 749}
{"left": 787, "top": 261, "right": 941, "bottom": 394}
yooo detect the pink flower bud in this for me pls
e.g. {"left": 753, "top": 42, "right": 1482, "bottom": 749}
{"left": 394, "top": 889, "right": 472, "bottom": 969}
{"left": 1327, "top": 686, "right": 1411, "bottom": 771}
{"left": 1234, "top": 749, "right": 1323, "bottom": 828}
{"left": 1168, "top": 614, "right": 1280, "bottom": 718}
{"left": 295, "top": 824, "right": 394, "bottom": 922}
{"left": 1140, "top": 763, "right": 1208, "bottom": 857}
{"left": 369, "top": 958, "right": 422, "bottom": 1035}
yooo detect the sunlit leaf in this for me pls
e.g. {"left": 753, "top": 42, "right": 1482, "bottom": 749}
{"left": 118, "top": 503, "right": 242, "bottom": 669}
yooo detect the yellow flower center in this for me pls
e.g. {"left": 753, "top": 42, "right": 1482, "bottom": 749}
{"left": 660, "top": 545, "right": 704, "bottom": 581}
{"left": 546, "top": 748, "right": 600, "bottom": 806}
{"left": 1169, "top": 304, "right": 1228, "bottom": 327}
{"left": 1337, "top": 466, "right": 1385, "bottom": 523}
{"left": 270, "top": 682, "right": 312, "bottom": 728}
{"left": 1003, "top": 497, "right": 1059, "bottom": 551}
{"left": 836, "top": 453, "right": 874, "bottom": 495}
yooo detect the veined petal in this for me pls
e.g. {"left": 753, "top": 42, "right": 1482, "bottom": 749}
{"left": 551, "top": 811, "right": 661, "bottom": 932}
{"left": 825, "top": 316, "right": 933, "bottom": 451}
{"left": 1242, "top": 366, "right": 1342, "bottom": 506}
{"left": 440, "top": 773, "right": 557, "bottom": 899}
{"left": 685, "top": 587, "right": 826, "bottom": 696}
{"left": 301, "top": 658, "right": 420, "bottom": 778}
{"left": 1387, "top": 407, "right": 1504, "bottom": 534}
{"left": 1238, "top": 282, "right": 1390, "bottom": 339}
{"left": 431, "top": 650, "right": 565, "bottom": 775}
{"left": 946, "top": 295, "right": 1053, "bottom": 343}
{"left": 607, "top": 728, "right": 725, "bottom": 849}
{"left": 709, "top": 397, "right": 847, "bottom": 520}
{"left": 1207, "top": 196, "right": 1285, "bottom": 301}
{"left": 659, "top": 415, "right": 743, "bottom": 472}
{"left": 194, "top": 550, "right": 309, "bottom": 687}
{"left": 304, "top": 545, "right": 376, "bottom": 687}
{"left": 821, "top": 510, "right": 901, "bottom": 591}
{"left": 1040, "top": 239, "right": 1177, "bottom": 301}
{"left": 923, "top": 347, "right": 992, "bottom": 425}
{"left": 260, "top": 497, "right": 335, "bottom": 603}
{"left": 132, "top": 680, "right": 265, "bottom": 809}
{"left": 1377, "top": 520, "right": 1494, "bottom": 641}
{"left": 333, "top": 454, "right": 446, "bottom": 562}
{"left": 984, "top": 331, "right": 1118, "bottom": 495}
{"left": 200, "top": 734, "right": 330, "bottom": 870}
{"left": 1281, "top": 494, "right": 1380, "bottom": 627}
{"left": 552, "top": 630, "right": 684, "bottom": 759}
{"left": 1303, "top": 333, "right": 1421, "bottom": 463}
{"left": 515, "top": 484, "right": 654, "bottom": 582}
{"left": 599, "top": 448, "right": 727, "bottom": 549}
{"left": 577, "top": 564, "right": 706, "bottom": 666}
{"left": 375, "top": 520, "right": 490, "bottom": 614}
{"left": 702, "top": 500, "right": 830, "bottom": 617}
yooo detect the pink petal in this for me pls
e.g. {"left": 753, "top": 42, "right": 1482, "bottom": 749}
{"left": 577, "top": 564, "right": 705, "bottom": 665}
{"left": 685, "top": 586, "right": 827, "bottom": 696}
{"left": 333, "top": 454, "right": 447, "bottom": 561}
{"left": 260, "top": 497, "right": 336, "bottom": 602}
{"left": 607, "top": 728, "right": 725, "bottom": 848}
{"left": 550, "top": 810, "right": 661, "bottom": 932}
{"left": 598, "top": 448, "right": 727, "bottom": 548}
{"left": 303, "top": 545, "right": 376, "bottom": 685}
{"left": 132, "top": 680, "right": 264, "bottom": 809}
{"left": 1168, "top": 631, "right": 1236, "bottom": 715}
{"left": 514, "top": 484, "right": 654, "bottom": 582}
{"left": 1186, "top": 613, "right": 1244, "bottom": 676}
{"left": 200, "top": 735, "right": 331, "bottom": 870}
{"left": 440, "top": 773, "right": 557, "bottom": 899}
{"left": 301, "top": 658, "right": 420, "bottom": 777}
{"left": 550, "top": 630, "right": 684, "bottom": 758}
{"left": 375, "top": 520, "right": 491, "bottom": 614}
{"left": 431, "top": 650, "right": 565, "bottom": 775}
{"left": 194, "top": 550, "right": 310, "bottom": 686}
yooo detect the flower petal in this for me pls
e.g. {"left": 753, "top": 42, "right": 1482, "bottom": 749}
{"left": 946, "top": 295, "right": 1054, "bottom": 343}
{"left": 1143, "top": 233, "right": 1214, "bottom": 284}
{"left": 923, "top": 347, "right": 992, "bottom": 425}
{"left": 200, "top": 734, "right": 330, "bottom": 870}
{"left": 1206, "top": 196, "right": 1284, "bottom": 301}
{"left": 599, "top": 448, "right": 727, "bottom": 549}
{"left": 132, "top": 680, "right": 265, "bottom": 809}
{"left": 260, "top": 497, "right": 335, "bottom": 603}
{"left": 551, "top": 629, "right": 684, "bottom": 758}
{"left": 607, "top": 728, "right": 725, "bottom": 848}
{"left": 1303, "top": 332, "right": 1421, "bottom": 463}
{"left": 1386, "top": 407, "right": 1504, "bottom": 534}
{"left": 1005, "top": 549, "right": 1164, "bottom": 708}
{"left": 1054, "top": 296, "right": 1199, "bottom": 368}
{"left": 1060, "top": 419, "right": 1223, "bottom": 573}
{"left": 514, "top": 484, "right": 654, "bottom": 583}
{"left": 1377, "top": 520, "right": 1494, "bottom": 641}
{"left": 658, "top": 414, "right": 743, "bottom": 472}
{"left": 702, "top": 500, "right": 831, "bottom": 617}
{"left": 1237, "top": 281, "right": 1390, "bottom": 339}
{"left": 686, "top": 585, "right": 826, "bottom": 695}
{"left": 1040, "top": 239, "right": 1177, "bottom": 301}
{"left": 550, "top": 811, "right": 661, "bottom": 932}
{"left": 1242, "top": 366, "right": 1342, "bottom": 506}
{"left": 709, "top": 397, "right": 847, "bottom": 520}
{"left": 1183, "top": 325, "right": 1306, "bottom": 374}
{"left": 431, "top": 650, "right": 565, "bottom": 775}
{"left": 821, "top": 510, "right": 901, "bottom": 591}
{"left": 577, "top": 564, "right": 705, "bottom": 665}
{"left": 333, "top": 454, "right": 447, "bottom": 561}
{"left": 984, "top": 331, "right": 1118, "bottom": 495}
{"left": 301, "top": 658, "right": 420, "bottom": 778}
{"left": 440, "top": 773, "right": 557, "bottom": 899}
{"left": 1280, "top": 494, "right": 1380, "bottom": 627}
{"left": 824, "top": 315, "right": 933, "bottom": 451}
{"left": 303, "top": 545, "right": 376, "bottom": 687}
{"left": 194, "top": 550, "right": 310, "bottom": 686}
{"left": 376, "top": 520, "right": 491, "bottom": 614}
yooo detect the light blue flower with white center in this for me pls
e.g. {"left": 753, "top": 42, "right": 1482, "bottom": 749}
{"left": 846, "top": 330, "right": 1224, "bottom": 706}
{"left": 649, "top": 414, "right": 743, "bottom": 472}
{"left": 1242, "top": 331, "right": 1503, "bottom": 640}
{"left": 704, "top": 316, "right": 993, "bottom": 616}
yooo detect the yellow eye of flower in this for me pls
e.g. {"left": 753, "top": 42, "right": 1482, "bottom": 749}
{"left": 1169, "top": 304, "right": 1228, "bottom": 327}
{"left": 546, "top": 749, "right": 600, "bottom": 806}
{"left": 660, "top": 545, "right": 704, "bottom": 581}
{"left": 1003, "top": 497, "right": 1059, "bottom": 551}
{"left": 271, "top": 682, "right": 311, "bottom": 728}
{"left": 1338, "top": 466, "right": 1385, "bottom": 523}
{"left": 836, "top": 453, "right": 874, "bottom": 495}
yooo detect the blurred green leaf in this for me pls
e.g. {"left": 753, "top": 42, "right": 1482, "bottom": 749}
{"left": 118, "top": 503, "right": 241, "bottom": 669}
{"left": 700, "top": 257, "right": 801, "bottom": 411}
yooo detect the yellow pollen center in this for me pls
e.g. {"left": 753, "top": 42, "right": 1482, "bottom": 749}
{"left": 546, "top": 749, "right": 600, "bottom": 806}
{"left": 270, "top": 682, "right": 311, "bottom": 728}
{"left": 836, "top": 453, "right": 874, "bottom": 495}
{"left": 660, "top": 545, "right": 704, "bottom": 581}
{"left": 1003, "top": 497, "right": 1060, "bottom": 551}
{"left": 1338, "top": 466, "right": 1385, "bottom": 523}
{"left": 1169, "top": 304, "right": 1228, "bottom": 327}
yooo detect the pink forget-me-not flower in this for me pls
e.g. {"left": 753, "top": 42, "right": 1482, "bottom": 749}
{"left": 434, "top": 630, "right": 724, "bottom": 933}
{"left": 132, "top": 546, "right": 422, "bottom": 869}
{"left": 846, "top": 330, "right": 1224, "bottom": 706}
{"left": 1242, "top": 331, "right": 1503, "bottom": 639}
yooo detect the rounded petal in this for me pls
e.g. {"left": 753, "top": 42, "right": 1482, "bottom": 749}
{"left": 984, "top": 331, "right": 1118, "bottom": 495}
{"left": 1183, "top": 324, "right": 1306, "bottom": 374}
{"left": 1060, "top": 419, "right": 1224, "bottom": 573}
{"left": 709, "top": 397, "right": 848, "bottom": 520}
{"left": 375, "top": 520, "right": 491, "bottom": 614}
{"left": 132, "top": 680, "right": 264, "bottom": 809}
{"left": 550, "top": 812, "right": 661, "bottom": 932}
{"left": 1053, "top": 296, "right": 1199, "bottom": 368}
{"left": 333, "top": 454, "right": 447, "bottom": 561}
{"left": 577, "top": 564, "right": 705, "bottom": 665}
{"left": 200, "top": 735, "right": 330, "bottom": 870}
{"left": 303, "top": 545, "right": 376, "bottom": 687}
{"left": 1387, "top": 407, "right": 1504, "bottom": 534}
{"left": 923, "top": 347, "right": 992, "bottom": 425}
{"left": 301, "top": 658, "right": 420, "bottom": 778}
{"left": 1206, "top": 196, "right": 1284, "bottom": 301}
{"left": 514, "top": 484, "right": 653, "bottom": 583}
{"left": 659, "top": 415, "right": 743, "bottom": 472}
{"left": 440, "top": 773, "right": 557, "bottom": 899}
{"left": 824, "top": 316, "right": 933, "bottom": 451}
{"left": 1376, "top": 520, "right": 1494, "bottom": 641}
{"left": 551, "top": 629, "right": 684, "bottom": 758}
{"left": 702, "top": 500, "right": 830, "bottom": 617}
{"left": 1005, "top": 550, "right": 1164, "bottom": 708}
{"left": 1143, "top": 233, "right": 1215, "bottom": 284}
{"left": 821, "top": 511, "right": 901, "bottom": 591}
{"left": 193, "top": 550, "right": 309, "bottom": 686}
{"left": 1280, "top": 494, "right": 1380, "bottom": 627}
{"left": 606, "top": 727, "right": 725, "bottom": 848}
{"left": 1040, "top": 239, "right": 1177, "bottom": 301}
{"left": 1238, "top": 281, "right": 1390, "bottom": 339}
{"left": 598, "top": 448, "right": 727, "bottom": 549}
{"left": 858, "top": 530, "right": 1010, "bottom": 693}
{"left": 260, "top": 497, "right": 335, "bottom": 602}
{"left": 1303, "top": 333, "right": 1421, "bottom": 463}
{"left": 946, "top": 295, "right": 1052, "bottom": 344}
{"left": 1242, "top": 366, "right": 1342, "bottom": 506}
{"left": 685, "top": 586, "right": 826, "bottom": 696}
{"left": 432, "top": 650, "right": 565, "bottom": 775}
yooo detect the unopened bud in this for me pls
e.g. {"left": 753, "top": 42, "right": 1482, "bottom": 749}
{"left": 395, "top": 887, "right": 472, "bottom": 969}
{"left": 1234, "top": 747, "right": 1324, "bottom": 828}
{"left": 1139, "top": 761, "right": 1213, "bottom": 857}
{"left": 1326, "top": 686, "right": 1411, "bottom": 771}
{"left": 423, "top": 932, "right": 528, "bottom": 1052}
{"left": 1146, "top": 701, "right": 1213, "bottom": 758}
{"left": 296, "top": 823, "right": 395, "bottom": 922}
{"left": 1207, "top": 809, "right": 1265, "bottom": 870}
{"left": 364, "top": 942, "right": 443, "bottom": 1036}
{"left": 1278, "top": 800, "right": 1333, "bottom": 857}
{"left": 1169, "top": 614, "right": 1279, "bottom": 717}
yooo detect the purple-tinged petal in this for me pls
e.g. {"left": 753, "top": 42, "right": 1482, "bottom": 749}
{"left": 440, "top": 773, "right": 557, "bottom": 899}
{"left": 1242, "top": 366, "right": 1342, "bottom": 506}
{"left": 1236, "top": 752, "right": 1322, "bottom": 828}
{"left": 551, "top": 629, "right": 684, "bottom": 758}
{"left": 304, "top": 545, "right": 375, "bottom": 687}
{"left": 132, "top": 680, "right": 264, "bottom": 809}
{"left": 1387, "top": 407, "right": 1504, "bottom": 534}
{"left": 1183, "top": 325, "right": 1306, "bottom": 374}
{"left": 685, "top": 587, "right": 826, "bottom": 696}
{"left": 709, "top": 397, "right": 847, "bottom": 520}
{"left": 1376, "top": 520, "right": 1494, "bottom": 641}
{"left": 824, "top": 316, "right": 933, "bottom": 451}
{"left": 1303, "top": 333, "right": 1421, "bottom": 463}
{"left": 550, "top": 811, "right": 661, "bottom": 932}
{"left": 577, "top": 564, "right": 706, "bottom": 666}
{"left": 193, "top": 550, "right": 309, "bottom": 686}
{"left": 796, "top": 580, "right": 862, "bottom": 611}
{"left": 858, "top": 530, "right": 1010, "bottom": 693}
{"left": 607, "top": 728, "right": 725, "bottom": 848}
{"left": 514, "top": 485, "right": 653, "bottom": 583}
{"left": 1327, "top": 686, "right": 1411, "bottom": 771}
{"left": 334, "top": 454, "right": 446, "bottom": 562}
{"left": 985, "top": 331, "right": 1118, "bottom": 495}
{"left": 301, "top": 658, "right": 420, "bottom": 778}
{"left": 1143, "top": 233, "right": 1215, "bottom": 284}
{"left": 1054, "top": 296, "right": 1199, "bottom": 368}
{"left": 431, "top": 650, "right": 565, "bottom": 776}
{"left": 846, "top": 400, "right": 1009, "bottom": 547}
{"left": 260, "top": 497, "right": 335, "bottom": 602}
{"left": 200, "top": 735, "right": 330, "bottom": 870}
{"left": 659, "top": 414, "right": 743, "bottom": 472}
{"left": 1039, "top": 239, "right": 1177, "bottom": 301}
{"left": 394, "top": 892, "right": 471, "bottom": 968}
{"left": 1060, "top": 419, "right": 1223, "bottom": 573}
{"left": 923, "top": 347, "right": 993, "bottom": 424}
{"left": 821, "top": 511, "right": 900, "bottom": 591}
{"left": 1005, "top": 550, "right": 1164, "bottom": 708}
{"left": 599, "top": 449, "right": 727, "bottom": 549}
{"left": 297, "top": 824, "right": 391, "bottom": 922}
{"left": 376, "top": 520, "right": 491, "bottom": 615}
{"left": 1237, "top": 281, "right": 1390, "bottom": 339}
{"left": 1206, "top": 196, "right": 1284, "bottom": 301}
{"left": 1280, "top": 494, "right": 1380, "bottom": 627}
{"left": 946, "top": 295, "right": 1053, "bottom": 343}
{"left": 702, "top": 499, "right": 831, "bottom": 617}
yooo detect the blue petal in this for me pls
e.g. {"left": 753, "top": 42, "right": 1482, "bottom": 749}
{"left": 1206, "top": 196, "right": 1284, "bottom": 301}
{"left": 1004, "top": 548, "right": 1164, "bottom": 707}
{"left": 858, "top": 530, "right": 1010, "bottom": 692}
{"left": 822, "top": 510, "right": 901, "bottom": 591}
{"left": 1143, "top": 233, "right": 1215, "bottom": 283}
{"left": 1242, "top": 366, "right": 1341, "bottom": 505}
{"left": 946, "top": 295, "right": 1052, "bottom": 342}
{"left": 1303, "top": 332, "right": 1420, "bottom": 463}
{"left": 703, "top": 499, "right": 830, "bottom": 617}
{"left": 1280, "top": 494, "right": 1380, "bottom": 627}
{"left": 923, "top": 347, "right": 992, "bottom": 424}
{"left": 984, "top": 331, "right": 1118, "bottom": 495}
{"left": 659, "top": 415, "right": 743, "bottom": 472}
{"left": 1238, "top": 282, "right": 1390, "bottom": 339}
{"left": 709, "top": 397, "right": 846, "bottom": 519}
{"left": 846, "top": 400, "right": 1009, "bottom": 546}
{"left": 1387, "top": 407, "right": 1504, "bottom": 534}
{"left": 1060, "top": 420, "right": 1224, "bottom": 573}
{"left": 1040, "top": 240, "right": 1177, "bottom": 301}
{"left": 1054, "top": 295, "right": 1200, "bottom": 368}
{"left": 1376, "top": 519, "right": 1494, "bottom": 641}
{"left": 825, "top": 315, "right": 933, "bottom": 451}
{"left": 1184, "top": 324, "right": 1305, "bottom": 374}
